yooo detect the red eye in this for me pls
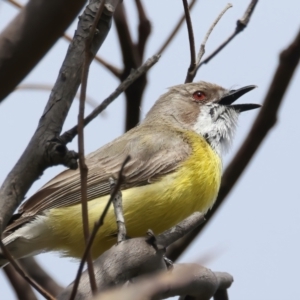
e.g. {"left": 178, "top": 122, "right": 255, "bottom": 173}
{"left": 193, "top": 91, "right": 206, "bottom": 101}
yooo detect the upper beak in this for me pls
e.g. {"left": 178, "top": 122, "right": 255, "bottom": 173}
{"left": 219, "top": 85, "right": 261, "bottom": 112}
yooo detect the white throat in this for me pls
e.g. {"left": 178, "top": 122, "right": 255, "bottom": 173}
{"left": 192, "top": 104, "right": 239, "bottom": 156}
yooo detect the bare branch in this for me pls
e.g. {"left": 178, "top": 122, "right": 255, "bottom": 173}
{"left": 95, "top": 264, "right": 233, "bottom": 300}
{"left": 58, "top": 212, "right": 208, "bottom": 300}
{"left": 182, "top": 0, "right": 196, "bottom": 83}
{"left": 167, "top": 27, "right": 300, "bottom": 261}
{"left": 0, "top": 0, "right": 87, "bottom": 102}
{"left": 197, "top": 0, "right": 259, "bottom": 70}
{"left": 197, "top": 3, "right": 232, "bottom": 65}
{"left": 110, "top": 177, "right": 126, "bottom": 243}
{"left": 0, "top": 240, "right": 55, "bottom": 300}
{"left": 59, "top": 54, "right": 160, "bottom": 145}
{"left": 69, "top": 157, "right": 130, "bottom": 300}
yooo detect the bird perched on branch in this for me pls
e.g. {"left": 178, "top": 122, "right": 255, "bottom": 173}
{"left": 0, "top": 81, "right": 259, "bottom": 266}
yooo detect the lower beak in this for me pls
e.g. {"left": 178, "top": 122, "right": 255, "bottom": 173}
{"left": 219, "top": 85, "right": 261, "bottom": 112}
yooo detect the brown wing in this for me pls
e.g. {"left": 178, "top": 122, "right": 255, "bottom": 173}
{"left": 5, "top": 125, "right": 191, "bottom": 232}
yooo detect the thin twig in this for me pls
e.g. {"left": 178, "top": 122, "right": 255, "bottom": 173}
{"left": 182, "top": 0, "right": 196, "bottom": 83}
{"left": 77, "top": 0, "right": 106, "bottom": 294}
{"left": 109, "top": 177, "right": 126, "bottom": 243}
{"left": 59, "top": 54, "right": 160, "bottom": 145}
{"left": 157, "top": 0, "right": 197, "bottom": 54}
{"left": 69, "top": 156, "right": 130, "bottom": 300}
{"left": 168, "top": 27, "right": 300, "bottom": 261}
{"left": 197, "top": 0, "right": 259, "bottom": 70}
{"left": 197, "top": 3, "right": 232, "bottom": 65}
{"left": 0, "top": 240, "right": 55, "bottom": 300}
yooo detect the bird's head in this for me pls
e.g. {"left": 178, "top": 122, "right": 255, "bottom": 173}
{"left": 144, "top": 81, "right": 260, "bottom": 155}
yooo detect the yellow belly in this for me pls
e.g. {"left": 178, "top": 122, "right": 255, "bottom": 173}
{"left": 47, "top": 132, "right": 222, "bottom": 258}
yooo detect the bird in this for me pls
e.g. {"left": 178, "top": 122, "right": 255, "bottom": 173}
{"left": 0, "top": 81, "right": 259, "bottom": 267}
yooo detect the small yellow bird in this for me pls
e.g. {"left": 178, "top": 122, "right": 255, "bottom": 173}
{"left": 0, "top": 81, "right": 259, "bottom": 266}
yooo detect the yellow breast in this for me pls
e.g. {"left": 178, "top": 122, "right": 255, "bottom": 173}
{"left": 48, "top": 131, "right": 222, "bottom": 258}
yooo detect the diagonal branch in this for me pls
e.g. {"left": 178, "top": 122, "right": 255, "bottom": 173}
{"left": 167, "top": 27, "right": 300, "bottom": 261}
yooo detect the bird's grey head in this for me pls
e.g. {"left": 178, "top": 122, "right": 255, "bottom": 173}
{"left": 144, "top": 81, "right": 260, "bottom": 156}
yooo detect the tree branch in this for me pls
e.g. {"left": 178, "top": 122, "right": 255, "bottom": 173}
{"left": 110, "top": 177, "right": 126, "bottom": 243}
{"left": 58, "top": 212, "right": 207, "bottom": 300}
{"left": 95, "top": 265, "right": 233, "bottom": 300}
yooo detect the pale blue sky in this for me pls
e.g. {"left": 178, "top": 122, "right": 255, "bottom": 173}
{"left": 0, "top": 1, "right": 300, "bottom": 299}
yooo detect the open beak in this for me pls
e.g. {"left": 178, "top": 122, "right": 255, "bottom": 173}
{"left": 219, "top": 85, "right": 261, "bottom": 112}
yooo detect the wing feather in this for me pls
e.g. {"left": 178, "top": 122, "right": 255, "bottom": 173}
{"left": 5, "top": 125, "right": 191, "bottom": 232}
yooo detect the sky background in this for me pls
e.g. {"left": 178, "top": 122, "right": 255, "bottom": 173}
{"left": 0, "top": 0, "right": 300, "bottom": 299}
